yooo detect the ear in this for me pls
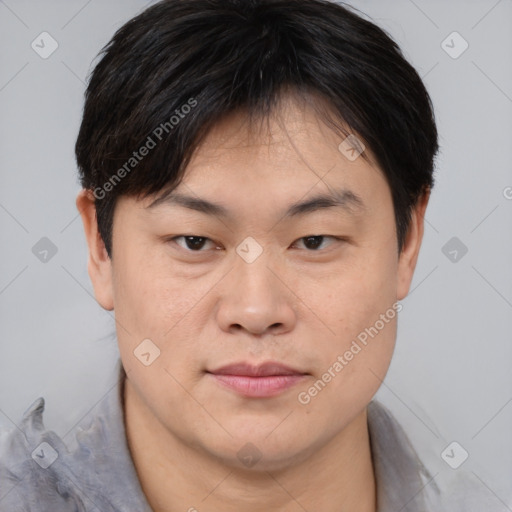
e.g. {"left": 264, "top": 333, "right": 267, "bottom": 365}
{"left": 76, "top": 189, "right": 114, "bottom": 311}
{"left": 396, "top": 189, "right": 430, "bottom": 300}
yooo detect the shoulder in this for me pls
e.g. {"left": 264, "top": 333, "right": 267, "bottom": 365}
{"left": 436, "top": 467, "right": 512, "bottom": 511}
{"left": 0, "top": 397, "right": 87, "bottom": 512}
{"left": 0, "top": 367, "right": 153, "bottom": 512}
{"left": 368, "top": 400, "right": 511, "bottom": 512}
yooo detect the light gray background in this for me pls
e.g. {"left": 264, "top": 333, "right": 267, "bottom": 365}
{"left": 1, "top": 0, "right": 511, "bottom": 506}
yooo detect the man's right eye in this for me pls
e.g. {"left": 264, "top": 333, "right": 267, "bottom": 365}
{"left": 170, "top": 235, "right": 220, "bottom": 252}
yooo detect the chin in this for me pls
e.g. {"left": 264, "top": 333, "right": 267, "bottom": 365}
{"left": 200, "top": 429, "right": 316, "bottom": 473}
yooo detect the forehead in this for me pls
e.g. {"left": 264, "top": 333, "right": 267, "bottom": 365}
{"left": 189, "top": 93, "right": 374, "bottom": 169}
{"left": 156, "top": 94, "right": 386, "bottom": 205}
{"left": 130, "top": 93, "right": 395, "bottom": 235}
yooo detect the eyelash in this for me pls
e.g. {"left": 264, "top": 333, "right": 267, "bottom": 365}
{"left": 168, "top": 235, "right": 345, "bottom": 253}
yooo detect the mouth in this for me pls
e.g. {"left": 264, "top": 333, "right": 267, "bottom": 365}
{"left": 206, "top": 362, "right": 309, "bottom": 398}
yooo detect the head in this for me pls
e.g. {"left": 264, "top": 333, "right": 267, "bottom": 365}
{"left": 76, "top": 0, "right": 438, "bottom": 471}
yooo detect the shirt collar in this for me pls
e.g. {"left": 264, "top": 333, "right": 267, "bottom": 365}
{"left": 367, "top": 400, "right": 440, "bottom": 511}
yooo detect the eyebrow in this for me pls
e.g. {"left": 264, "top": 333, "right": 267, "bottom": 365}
{"left": 147, "top": 186, "right": 366, "bottom": 220}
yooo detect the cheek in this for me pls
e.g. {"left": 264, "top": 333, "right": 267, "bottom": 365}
{"left": 111, "top": 249, "right": 206, "bottom": 408}
{"left": 111, "top": 245, "right": 217, "bottom": 386}
{"left": 112, "top": 245, "right": 197, "bottom": 335}
{"left": 303, "top": 240, "right": 399, "bottom": 385}
{"left": 317, "top": 243, "right": 398, "bottom": 334}
{"left": 294, "top": 267, "right": 399, "bottom": 433}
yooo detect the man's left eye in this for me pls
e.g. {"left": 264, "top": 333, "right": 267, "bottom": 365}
{"left": 292, "top": 235, "right": 339, "bottom": 251}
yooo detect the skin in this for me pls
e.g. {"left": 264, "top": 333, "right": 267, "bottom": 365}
{"left": 77, "top": 92, "right": 429, "bottom": 512}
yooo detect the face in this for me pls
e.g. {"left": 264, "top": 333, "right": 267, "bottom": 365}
{"left": 79, "top": 94, "right": 426, "bottom": 471}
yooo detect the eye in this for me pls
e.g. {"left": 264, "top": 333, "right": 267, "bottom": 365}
{"left": 172, "top": 235, "right": 220, "bottom": 252}
{"left": 292, "top": 235, "right": 341, "bottom": 251}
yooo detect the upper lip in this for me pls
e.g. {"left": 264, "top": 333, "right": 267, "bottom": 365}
{"left": 207, "top": 362, "right": 306, "bottom": 377}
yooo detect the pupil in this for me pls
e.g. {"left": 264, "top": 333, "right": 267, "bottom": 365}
{"left": 186, "top": 236, "right": 205, "bottom": 250}
{"left": 304, "top": 236, "right": 322, "bottom": 250}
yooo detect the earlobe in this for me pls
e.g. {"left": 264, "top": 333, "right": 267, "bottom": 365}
{"left": 396, "top": 189, "right": 430, "bottom": 300}
{"left": 76, "top": 190, "right": 114, "bottom": 311}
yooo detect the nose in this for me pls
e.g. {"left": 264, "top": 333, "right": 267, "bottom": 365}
{"left": 215, "top": 249, "right": 297, "bottom": 337}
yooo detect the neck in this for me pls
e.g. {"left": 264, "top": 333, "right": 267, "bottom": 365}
{"left": 123, "top": 377, "right": 376, "bottom": 512}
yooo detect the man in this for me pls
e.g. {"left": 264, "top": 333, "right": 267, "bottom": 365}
{"left": 0, "top": 0, "right": 499, "bottom": 510}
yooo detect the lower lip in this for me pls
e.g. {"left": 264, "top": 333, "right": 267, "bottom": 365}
{"left": 208, "top": 374, "right": 307, "bottom": 398}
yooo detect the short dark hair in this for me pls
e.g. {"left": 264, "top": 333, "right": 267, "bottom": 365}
{"left": 75, "top": 0, "right": 439, "bottom": 257}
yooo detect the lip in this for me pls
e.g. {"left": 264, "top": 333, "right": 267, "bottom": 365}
{"left": 206, "top": 362, "right": 308, "bottom": 398}
{"left": 209, "top": 362, "right": 305, "bottom": 377}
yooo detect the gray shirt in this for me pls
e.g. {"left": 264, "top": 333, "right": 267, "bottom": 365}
{"left": 0, "top": 359, "right": 503, "bottom": 511}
